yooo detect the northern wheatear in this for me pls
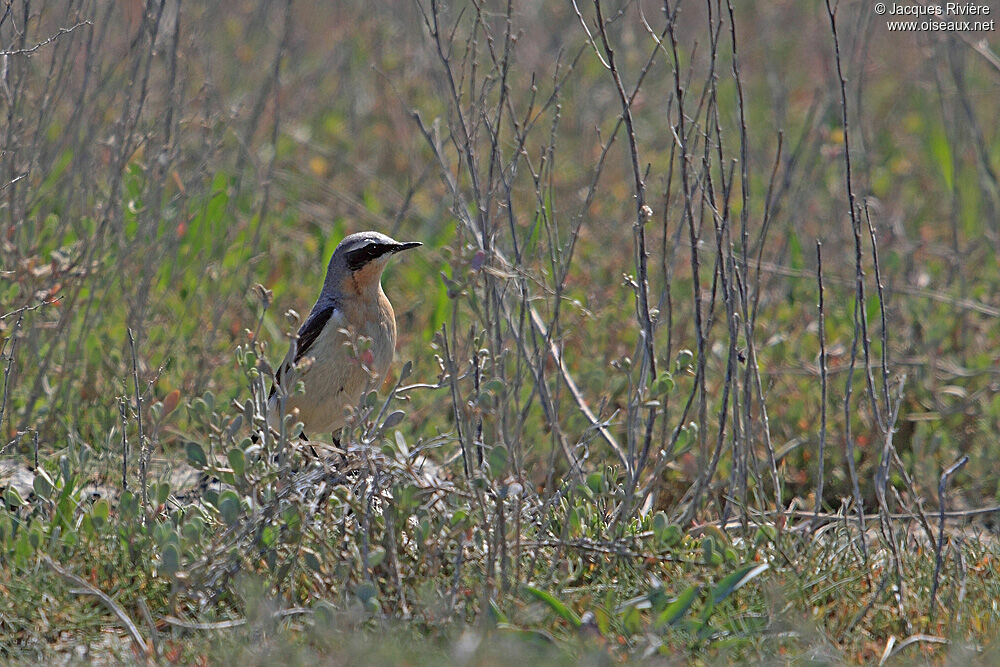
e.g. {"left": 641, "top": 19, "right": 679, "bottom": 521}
{"left": 268, "top": 231, "right": 420, "bottom": 438}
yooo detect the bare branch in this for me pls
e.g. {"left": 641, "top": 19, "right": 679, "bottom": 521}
{"left": 0, "top": 21, "right": 91, "bottom": 56}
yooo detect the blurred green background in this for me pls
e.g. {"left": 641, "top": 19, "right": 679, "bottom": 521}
{"left": 3, "top": 0, "right": 999, "bottom": 512}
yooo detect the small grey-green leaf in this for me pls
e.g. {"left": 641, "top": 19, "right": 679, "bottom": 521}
{"left": 568, "top": 506, "right": 582, "bottom": 537}
{"left": 155, "top": 481, "right": 171, "bottom": 506}
{"left": 228, "top": 448, "right": 246, "bottom": 476}
{"left": 186, "top": 442, "right": 207, "bottom": 468}
{"left": 92, "top": 498, "right": 111, "bottom": 524}
{"left": 119, "top": 490, "right": 137, "bottom": 517}
{"left": 59, "top": 455, "right": 71, "bottom": 485}
{"left": 394, "top": 430, "right": 408, "bottom": 456}
{"left": 652, "top": 373, "right": 675, "bottom": 396}
{"left": 586, "top": 472, "right": 603, "bottom": 494}
{"left": 5, "top": 487, "right": 24, "bottom": 507}
{"left": 661, "top": 524, "right": 682, "bottom": 547}
{"left": 160, "top": 542, "right": 180, "bottom": 576}
{"left": 33, "top": 469, "right": 53, "bottom": 499}
{"left": 218, "top": 490, "right": 241, "bottom": 526}
{"left": 652, "top": 511, "right": 668, "bottom": 537}
{"left": 382, "top": 410, "right": 405, "bottom": 430}
{"left": 226, "top": 414, "right": 243, "bottom": 438}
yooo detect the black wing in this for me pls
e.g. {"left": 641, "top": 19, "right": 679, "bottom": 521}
{"left": 269, "top": 305, "right": 337, "bottom": 398}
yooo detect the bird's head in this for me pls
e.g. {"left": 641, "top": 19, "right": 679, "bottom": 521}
{"left": 325, "top": 231, "right": 421, "bottom": 296}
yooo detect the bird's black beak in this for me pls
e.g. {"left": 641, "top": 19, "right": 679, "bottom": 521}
{"left": 392, "top": 241, "right": 422, "bottom": 253}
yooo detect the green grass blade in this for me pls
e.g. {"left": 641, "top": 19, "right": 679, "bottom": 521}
{"left": 656, "top": 584, "right": 701, "bottom": 628}
{"left": 710, "top": 563, "right": 770, "bottom": 605}
{"left": 521, "top": 585, "right": 581, "bottom": 628}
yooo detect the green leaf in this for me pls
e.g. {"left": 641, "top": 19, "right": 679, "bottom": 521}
{"left": 702, "top": 536, "right": 717, "bottom": 565}
{"left": 119, "top": 490, "right": 138, "bottom": 518}
{"left": 186, "top": 442, "right": 207, "bottom": 468}
{"left": 521, "top": 585, "right": 581, "bottom": 628}
{"left": 5, "top": 487, "right": 24, "bottom": 508}
{"left": 153, "top": 521, "right": 174, "bottom": 547}
{"left": 788, "top": 230, "right": 804, "bottom": 270}
{"left": 568, "top": 506, "right": 582, "bottom": 537}
{"left": 80, "top": 514, "right": 95, "bottom": 539}
{"left": 710, "top": 563, "right": 770, "bottom": 605}
{"left": 58, "top": 456, "right": 72, "bottom": 492}
{"left": 621, "top": 603, "right": 642, "bottom": 636}
{"left": 593, "top": 607, "right": 611, "bottom": 635}
{"left": 217, "top": 490, "right": 241, "bottom": 526}
{"left": 927, "top": 123, "right": 954, "bottom": 189}
{"left": 586, "top": 472, "right": 603, "bottom": 494}
{"left": 651, "top": 373, "right": 675, "bottom": 396}
{"left": 487, "top": 599, "right": 508, "bottom": 624}
{"left": 488, "top": 445, "right": 508, "bottom": 475}
{"left": 28, "top": 524, "right": 41, "bottom": 549}
{"left": 382, "top": 410, "right": 405, "bottom": 430}
{"left": 91, "top": 499, "right": 111, "bottom": 529}
{"left": 652, "top": 511, "right": 668, "bottom": 537}
{"left": 182, "top": 518, "right": 203, "bottom": 542}
{"left": 160, "top": 543, "right": 180, "bottom": 576}
{"left": 656, "top": 585, "right": 700, "bottom": 627}
{"left": 303, "top": 549, "right": 322, "bottom": 572}
{"left": 155, "top": 481, "right": 171, "bottom": 506}
{"left": 282, "top": 506, "right": 301, "bottom": 532}
{"left": 394, "top": 430, "right": 409, "bottom": 456}
{"left": 228, "top": 448, "right": 246, "bottom": 476}
{"left": 661, "top": 524, "right": 682, "bottom": 547}
{"left": 33, "top": 469, "right": 54, "bottom": 499}
{"left": 754, "top": 524, "right": 777, "bottom": 547}
{"left": 225, "top": 414, "right": 243, "bottom": 440}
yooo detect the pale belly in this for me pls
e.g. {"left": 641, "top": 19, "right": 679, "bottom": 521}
{"left": 268, "top": 313, "right": 395, "bottom": 435}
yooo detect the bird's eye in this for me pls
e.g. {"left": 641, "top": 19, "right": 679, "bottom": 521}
{"left": 345, "top": 241, "right": 386, "bottom": 271}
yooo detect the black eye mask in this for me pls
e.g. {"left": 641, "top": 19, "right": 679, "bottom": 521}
{"left": 345, "top": 243, "right": 390, "bottom": 271}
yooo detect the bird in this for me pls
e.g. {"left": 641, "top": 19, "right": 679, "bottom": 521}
{"left": 267, "top": 231, "right": 420, "bottom": 439}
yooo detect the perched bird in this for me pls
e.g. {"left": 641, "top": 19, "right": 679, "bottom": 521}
{"left": 268, "top": 231, "right": 420, "bottom": 438}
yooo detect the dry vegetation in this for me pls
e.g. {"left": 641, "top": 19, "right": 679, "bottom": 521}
{"left": 2, "top": 0, "right": 1000, "bottom": 663}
